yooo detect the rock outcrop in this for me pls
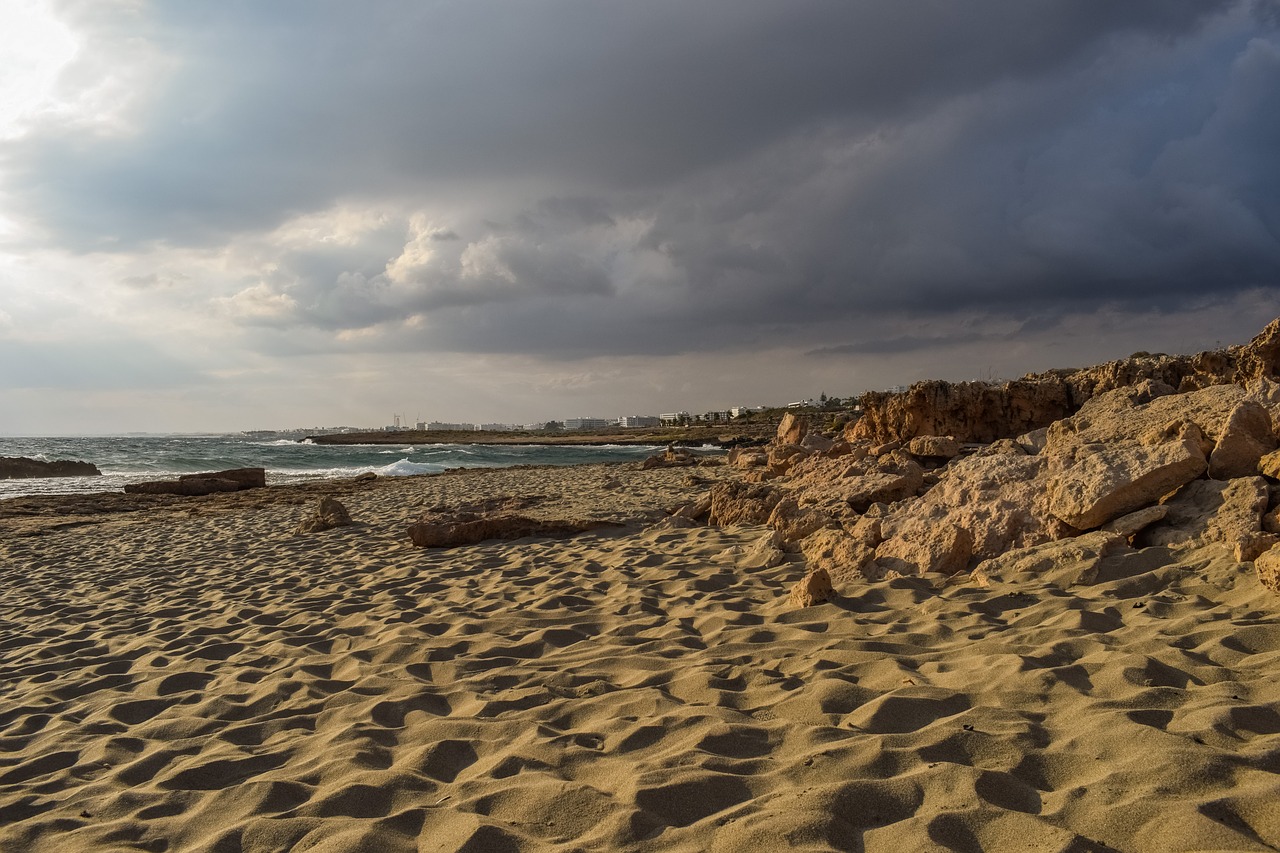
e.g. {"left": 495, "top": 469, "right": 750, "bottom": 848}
{"left": 777, "top": 412, "right": 808, "bottom": 446}
{"left": 705, "top": 318, "right": 1280, "bottom": 601}
{"left": 1042, "top": 383, "right": 1274, "bottom": 530}
{"left": 0, "top": 457, "right": 100, "bottom": 479}
{"left": 642, "top": 445, "right": 697, "bottom": 469}
{"left": 851, "top": 317, "right": 1280, "bottom": 444}
{"left": 296, "top": 497, "right": 354, "bottom": 534}
{"left": 1256, "top": 547, "right": 1280, "bottom": 593}
{"left": 408, "top": 513, "right": 610, "bottom": 548}
{"left": 708, "top": 481, "right": 782, "bottom": 527}
{"left": 124, "top": 468, "right": 267, "bottom": 496}
{"left": 787, "top": 568, "right": 834, "bottom": 608}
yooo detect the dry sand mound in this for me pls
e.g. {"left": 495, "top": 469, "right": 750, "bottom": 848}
{"left": 1, "top": 465, "right": 1279, "bottom": 852}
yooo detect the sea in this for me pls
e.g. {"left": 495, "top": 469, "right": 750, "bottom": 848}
{"left": 0, "top": 435, "right": 677, "bottom": 500}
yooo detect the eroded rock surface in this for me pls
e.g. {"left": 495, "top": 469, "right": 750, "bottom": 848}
{"left": 124, "top": 468, "right": 267, "bottom": 497}
{"left": 0, "top": 457, "right": 101, "bottom": 479}
{"left": 408, "top": 513, "right": 609, "bottom": 548}
{"left": 707, "top": 319, "right": 1280, "bottom": 602}
{"left": 852, "top": 317, "right": 1280, "bottom": 444}
{"left": 296, "top": 497, "right": 354, "bottom": 534}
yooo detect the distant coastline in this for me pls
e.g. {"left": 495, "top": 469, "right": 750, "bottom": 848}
{"left": 304, "top": 424, "right": 775, "bottom": 448}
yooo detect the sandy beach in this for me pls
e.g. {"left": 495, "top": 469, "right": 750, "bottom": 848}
{"left": 1, "top": 455, "right": 1278, "bottom": 853}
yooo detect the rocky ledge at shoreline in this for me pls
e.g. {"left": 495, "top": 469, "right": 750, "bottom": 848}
{"left": 0, "top": 456, "right": 100, "bottom": 480}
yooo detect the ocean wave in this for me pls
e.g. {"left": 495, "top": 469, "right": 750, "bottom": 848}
{"left": 374, "top": 458, "right": 444, "bottom": 477}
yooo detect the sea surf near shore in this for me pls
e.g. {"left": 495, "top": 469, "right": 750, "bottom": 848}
{"left": 0, "top": 435, "right": 672, "bottom": 499}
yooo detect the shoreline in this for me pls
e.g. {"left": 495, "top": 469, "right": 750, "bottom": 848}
{"left": 0, "top": 442, "right": 704, "bottom": 501}
{"left": 303, "top": 425, "right": 774, "bottom": 447}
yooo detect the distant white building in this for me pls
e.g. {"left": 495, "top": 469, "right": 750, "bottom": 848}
{"left": 729, "top": 406, "right": 765, "bottom": 418}
{"left": 564, "top": 417, "right": 611, "bottom": 430}
{"left": 659, "top": 412, "right": 690, "bottom": 426}
{"left": 479, "top": 423, "right": 515, "bottom": 431}
{"left": 426, "top": 421, "right": 476, "bottom": 431}
{"left": 695, "top": 410, "right": 732, "bottom": 423}
{"left": 618, "top": 415, "right": 661, "bottom": 428}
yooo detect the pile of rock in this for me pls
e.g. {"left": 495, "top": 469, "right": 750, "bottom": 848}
{"left": 124, "top": 467, "right": 267, "bottom": 497}
{"left": 687, "top": 319, "right": 1280, "bottom": 605}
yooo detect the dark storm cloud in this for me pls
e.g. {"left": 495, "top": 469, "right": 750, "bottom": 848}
{"left": 5, "top": 0, "right": 1280, "bottom": 358}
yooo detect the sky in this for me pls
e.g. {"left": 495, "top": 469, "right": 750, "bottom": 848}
{"left": 2, "top": 1, "right": 1279, "bottom": 434}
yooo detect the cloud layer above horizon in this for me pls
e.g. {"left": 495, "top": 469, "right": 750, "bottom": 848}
{"left": 2, "top": 0, "right": 1279, "bottom": 432}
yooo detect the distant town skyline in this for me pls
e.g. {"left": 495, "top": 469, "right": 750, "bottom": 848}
{"left": 2, "top": 2, "right": 1278, "bottom": 434}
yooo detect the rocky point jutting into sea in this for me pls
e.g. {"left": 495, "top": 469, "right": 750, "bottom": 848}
{"left": 1, "top": 320, "right": 1279, "bottom": 852}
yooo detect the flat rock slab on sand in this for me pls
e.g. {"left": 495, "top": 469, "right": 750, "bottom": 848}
{"left": 1, "top": 464, "right": 1279, "bottom": 852}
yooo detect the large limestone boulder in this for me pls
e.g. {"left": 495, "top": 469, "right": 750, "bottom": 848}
{"left": 126, "top": 476, "right": 241, "bottom": 496}
{"left": 905, "top": 435, "right": 961, "bottom": 461}
{"left": 852, "top": 378, "right": 1076, "bottom": 444}
{"left": 1045, "top": 434, "right": 1208, "bottom": 531}
{"left": 777, "top": 412, "right": 808, "bottom": 446}
{"left": 877, "top": 452, "right": 1059, "bottom": 566}
{"left": 1141, "top": 477, "right": 1271, "bottom": 559}
{"left": 1208, "top": 399, "right": 1276, "bottom": 479}
{"left": 970, "top": 531, "right": 1128, "bottom": 588}
{"left": 727, "top": 447, "right": 769, "bottom": 469}
{"left": 767, "top": 443, "right": 808, "bottom": 476}
{"left": 1259, "top": 449, "right": 1280, "bottom": 480}
{"left": 708, "top": 481, "right": 782, "bottom": 527}
{"left": 766, "top": 497, "right": 833, "bottom": 544}
{"left": 1256, "top": 547, "right": 1280, "bottom": 594}
{"left": 799, "top": 529, "right": 876, "bottom": 583}
{"left": 1040, "top": 383, "right": 1277, "bottom": 530}
{"left": 792, "top": 451, "right": 924, "bottom": 514}
{"left": 875, "top": 522, "right": 973, "bottom": 576}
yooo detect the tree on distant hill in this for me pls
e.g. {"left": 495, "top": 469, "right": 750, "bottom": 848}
{"left": 542, "top": 421, "right": 564, "bottom": 432}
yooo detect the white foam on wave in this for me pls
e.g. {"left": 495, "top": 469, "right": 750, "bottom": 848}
{"left": 374, "top": 458, "right": 444, "bottom": 477}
